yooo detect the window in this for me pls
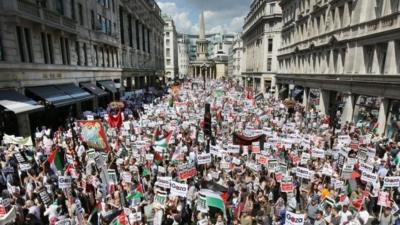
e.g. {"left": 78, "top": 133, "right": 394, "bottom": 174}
{"left": 71, "top": 0, "right": 75, "bottom": 20}
{"left": 47, "top": 34, "right": 54, "bottom": 64}
{"left": 147, "top": 29, "right": 150, "bottom": 53}
{"left": 267, "top": 58, "right": 272, "bottom": 71}
{"left": 55, "top": 0, "right": 64, "bottom": 15}
{"left": 269, "top": 21, "right": 274, "bottom": 31}
{"left": 108, "top": 20, "right": 112, "bottom": 35}
{"left": 16, "top": 27, "right": 32, "bottom": 63}
{"left": 83, "top": 43, "right": 88, "bottom": 66}
{"left": 91, "top": 10, "right": 95, "bottom": 30}
{"left": 270, "top": 3, "right": 275, "bottom": 14}
{"left": 166, "top": 48, "right": 170, "bottom": 56}
{"left": 166, "top": 32, "right": 170, "bottom": 37}
{"left": 60, "top": 37, "right": 70, "bottom": 65}
{"left": 0, "top": 34, "right": 4, "bottom": 61}
{"left": 119, "top": 7, "right": 124, "bottom": 44}
{"left": 268, "top": 38, "right": 273, "bottom": 52}
{"left": 75, "top": 41, "right": 81, "bottom": 65}
{"left": 41, "top": 32, "right": 49, "bottom": 64}
{"left": 78, "top": 3, "right": 84, "bottom": 25}
{"left": 166, "top": 39, "right": 170, "bottom": 46}
{"left": 101, "top": 47, "right": 105, "bottom": 67}
{"left": 135, "top": 20, "right": 140, "bottom": 49}
{"left": 364, "top": 45, "right": 374, "bottom": 73}
{"left": 391, "top": 0, "right": 399, "bottom": 13}
{"left": 142, "top": 26, "right": 146, "bottom": 51}
{"left": 166, "top": 59, "right": 171, "bottom": 65}
{"left": 128, "top": 15, "right": 133, "bottom": 47}
{"left": 107, "top": 48, "right": 110, "bottom": 67}
{"left": 378, "top": 43, "right": 388, "bottom": 74}
{"left": 94, "top": 45, "right": 98, "bottom": 66}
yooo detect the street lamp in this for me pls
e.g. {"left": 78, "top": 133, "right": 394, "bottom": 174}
{"left": 201, "top": 63, "right": 208, "bottom": 90}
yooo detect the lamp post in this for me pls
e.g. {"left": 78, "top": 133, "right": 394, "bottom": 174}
{"left": 201, "top": 63, "right": 208, "bottom": 90}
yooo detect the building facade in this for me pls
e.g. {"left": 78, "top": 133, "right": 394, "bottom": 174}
{"left": 177, "top": 34, "right": 190, "bottom": 78}
{"left": 242, "top": 0, "right": 282, "bottom": 93}
{"left": 162, "top": 14, "right": 178, "bottom": 81}
{"left": 0, "top": 0, "right": 164, "bottom": 136}
{"left": 277, "top": 0, "right": 400, "bottom": 136}
{"left": 229, "top": 34, "right": 245, "bottom": 81}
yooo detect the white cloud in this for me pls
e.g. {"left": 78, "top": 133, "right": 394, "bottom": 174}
{"left": 158, "top": 2, "right": 198, "bottom": 34}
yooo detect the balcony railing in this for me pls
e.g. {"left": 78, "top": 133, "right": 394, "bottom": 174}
{"left": 17, "top": 0, "right": 40, "bottom": 18}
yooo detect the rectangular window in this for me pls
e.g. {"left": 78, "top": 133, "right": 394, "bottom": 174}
{"left": 147, "top": 29, "right": 150, "bottom": 53}
{"left": 267, "top": 58, "right": 272, "bottom": 71}
{"left": 24, "top": 28, "right": 33, "bottom": 63}
{"left": 91, "top": 10, "right": 95, "bottom": 30}
{"left": 16, "top": 26, "right": 25, "bottom": 62}
{"left": 108, "top": 20, "right": 112, "bottom": 35}
{"left": 119, "top": 7, "right": 125, "bottom": 44}
{"left": 142, "top": 26, "right": 146, "bottom": 52}
{"left": 83, "top": 43, "right": 88, "bottom": 66}
{"left": 101, "top": 47, "right": 105, "bottom": 67}
{"left": 378, "top": 43, "right": 388, "bottom": 74}
{"left": 166, "top": 48, "right": 170, "bottom": 56}
{"left": 166, "top": 39, "right": 170, "bottom": 46}
{"left": 364, "top": 45, "right": 374, "bottom": 73}
{"left": 75, "top": 41, "right": 81, "bottom": 65}
{"left": 167, "top": 59, "right": 171, "bottom": 65}
{"left": 270, "top": 3, "right": 275, "bottom": 14}
{"left": 47, "top": 34, "right": 54, "bottom": 64}
{"left": 60, "top": 37, "right": 66, "bottom": 64}
{"left": 55, "top": 0, "right": 64, "bottom": 15}
{"left": 136, "top": 20, "right": 140, "bottom": 49}
{"left": 41, "top": 32, "right": 49, "bottom": 64}
{"left": 128, "top": 15, "right": 133, "bottom": 47}
{"left": 268, "top": 38, "right": 273, "bottom": 52}
{"left": 71, "top": 0, "right": 75, "bottom": 20}
{"left": 78, "top": 3, "right": 84, "bottom": 25}
{"left": 65, "top": 38, "right": 70, "bottom": 65}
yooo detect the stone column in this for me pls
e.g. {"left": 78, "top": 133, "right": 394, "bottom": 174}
{"left": 371, "top": 46, "right": 380, "bottom": 74}
{"left": 384, "top": 40, "right": 397, "bottom": 74}
{"left": 275, "top": 84, "right": 280, "bottom": 99}
{"left": 319, "top": 89, "right": 331, "bottom": 116}
{"left": 17, "top": 113, "right": 31, "bottom": 137}
{"left": 260, "top": 78, "right": 265, "bottom": 94}
{"left": 341, "top": 94, "right": 355, "bottom": 124}
{"left": 377, "top": 98, "right": 390, "bottom": 136}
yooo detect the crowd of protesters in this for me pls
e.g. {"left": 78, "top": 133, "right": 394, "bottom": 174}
{"left": 0, "top": 79, "right": 399, "bottom": 225}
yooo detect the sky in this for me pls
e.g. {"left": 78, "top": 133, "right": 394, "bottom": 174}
{"left": 156, "top": 0, "right": 252, "bottom": 35}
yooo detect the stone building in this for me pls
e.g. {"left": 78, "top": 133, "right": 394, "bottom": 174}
{"left": 277, "top": 0, "right": 400, "bottom": 136}
{"left": 162, "top": 14, "right": 178, "bottom": 81}
{"left": 242, "top": 0, "right": 282, "bottom": 94}
{"left": 0, "top": 0, "right": 164, "bottom": 136}
{"left": 177, "top": 34, "right": 189, "bottom": 78}
{"left": 228, "top": 34, "right": 245, "bottom": 82}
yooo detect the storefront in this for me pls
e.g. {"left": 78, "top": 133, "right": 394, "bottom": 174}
{"left": 80, "top": 82, "right": 108, "bottom": 109}
{"left": 386, "top": 100, "right": 400, "bottom": 141}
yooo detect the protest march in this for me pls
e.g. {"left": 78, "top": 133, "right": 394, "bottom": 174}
{"left": 0, "top": 79, "right": 399, "bottom": 225}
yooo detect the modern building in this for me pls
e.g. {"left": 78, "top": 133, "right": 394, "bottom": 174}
{"left": 228, "top": 34, "right": 245, "bottom": 82}
{"left": 162, "top": 14, "right": 178, "bottom": 81}
{"left": 277, "top": 0, "right": 400, "bottom": 136}
{"left": 242, "top": 0, "right": 282, "bottom": 93}
{"left": 0, "top": 0, "right": 164, "bottom": 137}
{"left": 177, "top": 34, "right": 190, "bottom": 78}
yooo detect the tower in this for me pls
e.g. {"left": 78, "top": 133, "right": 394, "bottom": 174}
{"left": 196, "top": 11, "right": 208, "bottom": 61}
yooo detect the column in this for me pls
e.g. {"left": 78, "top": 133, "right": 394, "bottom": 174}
{"left": 260, "top": 78, "right": 265, "bottom": 94}
{"left": 384, "top": 40, "right": 397, "bottom": 74}
{"left": 371, "top": 46, "right": 380, "bottom": 74}
{"left": 17, "top": 113, "right": 31, "bottom": 137}
{"left": 328, "top": 49, "right": 335, "bottom": 74}
{"left": 341, "top": 94, "right": 355, "bottom": 124}
{"left": 275, "top": 84, "right": 280, "bottom": 99}
{"left": 303, "top": 87, "right": 310, "bottom": 110}
{"left": 319, "top": 89, "right": 331, "bottom": 115}
{"left": 377, "top": 98, "right": 390, "bottom": 136}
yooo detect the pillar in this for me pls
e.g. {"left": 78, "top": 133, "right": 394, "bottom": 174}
{"left": 17, "top": 113, "right": 31, "bottom": 137}
{"left": 260, "top": 78, "right": 265, "bottom": 94}
{"left": 371, "top": 46, "right": 380, "bottom": 74}
{"left": 75, "top": 102, "right": 82, "bottom": 119}
{"left": 377, "top": 98, "right": 390, "bottom": 137}
{"left": 384, "top": 40, "right": 397, "bottom": 74}
{"left": 275, "top": 84, "right": 280, "bottom": 99}
{"left": 319, "top": 89, "right": 331, "bottom": 115}
{"left": 341, "top": 94, "right": 355, "bottom": 124}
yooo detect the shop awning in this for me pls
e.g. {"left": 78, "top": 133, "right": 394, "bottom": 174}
{"left": 26, "top": 86, "right": 75, "bottom": 108}
{"left": 55, "top": 83, "right": 93, "bottom": 102}
{"left": 80, "top": 82, "right": 108, "bottom": 97}
{"left": 0, "top": 89, "right": 44, "bottom": 114}
{"left": 98, "top": 80, "right": 117, "bottom": 93}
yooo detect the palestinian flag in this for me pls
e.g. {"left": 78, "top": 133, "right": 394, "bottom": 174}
{"left": 200, "top": 189, "right": 226, "bottom": 219}
{"left": 154, "top": 132, "right": 172, "bottom": 150}
{"left": 126, "top": 191, "right": 143, "bottom": 201}
{"left": 394, "top": 153, "right": 400, "bottom": 165}
{"left": 111, "top": 211, "right": 127, "bottom": 225}
{"left": 48, "top": 147, "right": 64, "bottom": 172}
{"left": 87, "top": 202, "right": 101, "bottom": 223}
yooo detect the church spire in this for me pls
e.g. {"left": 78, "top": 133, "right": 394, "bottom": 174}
{"left": 199, "top": 11, "right": 205, "bottom": 40}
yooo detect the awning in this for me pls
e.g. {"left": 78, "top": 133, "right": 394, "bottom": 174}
{"left": 55, "top": 83, "right": 93, "bottom": 102}
{"left": 0, "top": 89, "right": 44, "bottom": 114}
{"left": 98, "top": 80, "right": 117, "bottom": 93}
{"left": 26, "top": 86, "right": 75, "bottom": 108}
{"left": 80, "top": 82, "right": 108, "bottom": 97}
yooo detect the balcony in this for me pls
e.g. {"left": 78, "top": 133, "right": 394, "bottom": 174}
{"left": 43, "top": 9, "right": 61, "bottom": 25}
{"left": 17, "top": 0, "right": 40, "bottom": 18}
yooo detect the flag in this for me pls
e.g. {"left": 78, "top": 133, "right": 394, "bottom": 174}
{"left": 48, "top": 147, "right": 64, "bottom": 171}
{"left": 136, "top": 183, "right": 143, "bottom": 194}
{"left": 126, "top": 192, "right": 143, "bottom": 200}
{"left": 394, "top": 153, "right": 400, "bottom": 165}
{"left": 347, "top": 183, "right": 353, "bottom": 196}
{"left": 200, "top": 189, "right": 226, "bottom": 219}
{"left": 108, "top": 110, "right": 123, "bottom": 129}
{"left": 110, "top": 211, "right": 127, "bottom": 225}
{"left": 141, "top": 168, "right": 150, "bottom": 177}
{"left": 154, "top": 133, "right": 171, "bottom": 149}
{"left": 87, "top": 202, "right": 101, "bottom": 223}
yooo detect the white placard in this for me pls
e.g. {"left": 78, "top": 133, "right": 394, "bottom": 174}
{"left": 227, "top": 144, "right": 240, "bottom": 154}
{"left": 296, "top": 167, "right": 312, "bottom": 180}
{"left": 155, "top": 176, "right": 172, "bottom": 189}
{"left": 359, "top": 162, "right": 373, "bottom": 173}
{"left": 311, "top": 148, "right": 325, "bottom": 159}
{"left": 170, "top": 181, "right": 188, "bottom": 197}
{"left": 285, "top": 211, "right": 305, "bottom": 225}
{"left": 361, "top": 171, "right": 378, "bottom": 184}
{"left": 58, "top": 176, "right": 72, "bottom": 189}
{"left": 383, "top": 176, "right": 400, "bottom": 188}
{"left": 197, "top": 153, "right": 212, "bottom": 165}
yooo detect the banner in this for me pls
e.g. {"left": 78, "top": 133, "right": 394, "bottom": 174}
{"left": 177, "top": 163, "right": 197, "bottom": 180}
{"left": 3, "top": 134, "right": 33, "bottom": 146}
{"left": 155, "top": 176, "right": 172, "bottom": 189}
{"left": 78, "top": 120, "right": 109, "bottom": 151}
{"left": 197, "top": 153, "right": 212, "bottom": 165}
{"left": 170, "top": 181, "right": 188, "bottom": 198}
{"left": 296, "top": 167, "right": 312, "bottom": 179}
{"left": 58, "top": 176, "right": 72, "bottom": 189}
{"left": 383, "top": 176, "right": 400, "bottom": 188}
{"left": 361, "top": 171, "right": 378, "bottom": 184}
{"left": 285, "top": 211, "right": 305, "bottom": 225}
{"left": 281, "top": 176, "right": 294, "bottom": 192}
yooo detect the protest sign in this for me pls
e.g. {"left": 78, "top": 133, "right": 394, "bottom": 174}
{"left": 227, "top": 144, "right": 240, "bottom": 154}
{"left": 14, "top": 152, "right": 25, "bottom": 163}
{"left": 281, "top": 176, "right": 294, "bottom": 192}
{"left": 55, "top": 219, "right": 73, "bottom": 225}
{"left": 268, "top": 159, "right": 278, "bottom": 172}
{"left": 377, "top": 191, "right": 391, "bottom": 207}
{"left": 296, "top": 167, "right": 312, "bottom": 179}
{"left": 155, "top": 176, "right": 172, "bottom": 189}
{"left": 359, "top": 162, "right": 373, "bottom": 173}
{"left": 177, "top": 163, "right": 197, "bottom": 180}
{"left": 252, "top": 142, "right": 261, "bottom": 154}
{"left": 361, "top": 171, "right": 378, "bottom": 184}
{"left": 341, "top": 164, "right": 353, "bottom": 180}
{"left": 19, "top": 163, "right": 31, "bottom": 171}
{"left": 154, "top": 192, "right": 167, "bottom": 206}
{"left": 285, "top": 211, "right": 305, "bottom": 225}
{"left": 246, "top": 161, "right": 261, "bottom": 172}
{"left": 197, "top": 153, "right": 212, "bottom": 165}
{"left": 145, "top": 154, "right": 154, "bottom": 161}
{"left": 107, "top": 169, "right": 118, "bottom": 184}
{"left": 58, "top": 176, "right": 72, "bottom": 189}
{"left": 300, "top": 153, "right": 310, "bottom": 165}
{"left": 383, "top": 176, "right": 400, "bottom": 188}
{"left": 311, "top": 148, "right": 325, "bottom": 159}
{"left": 38, "top": 188, "right": 51, "bottom": 205}
{"left": 257, "top": 155, "right": 268, "bottom": 165}
{"left": 170, "top": 181, "right": 188, "bottom": 198}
